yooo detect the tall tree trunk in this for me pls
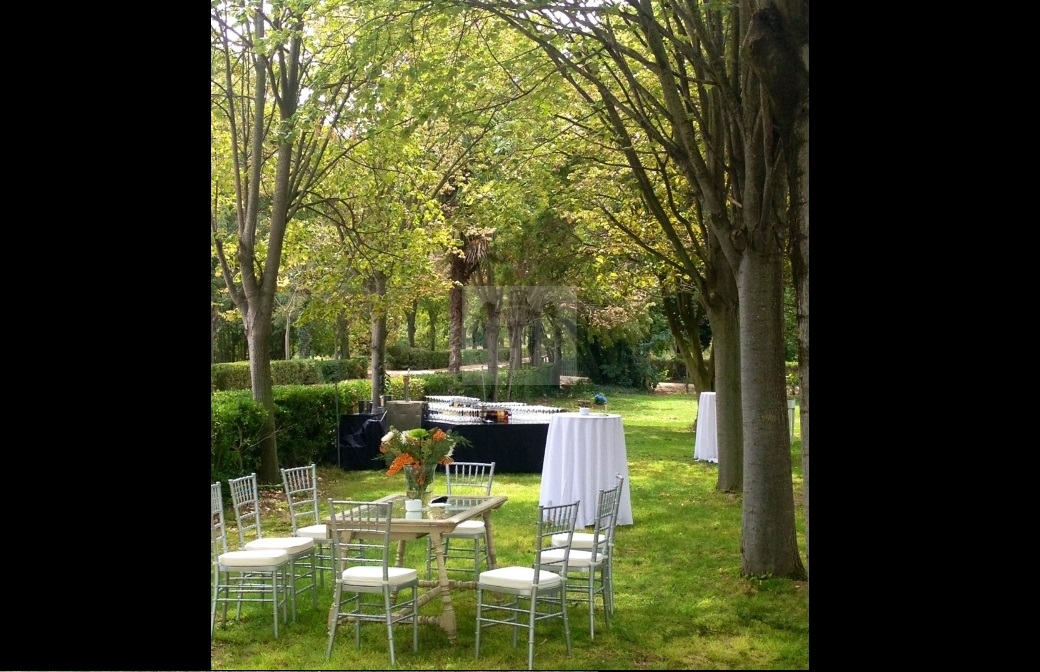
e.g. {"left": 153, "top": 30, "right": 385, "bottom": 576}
{"left": 369, "top": 272, "right": 388, "bottom": 405}
{"left": 298, "top": 323, "right": 311, "bottom": 359}
{"left": 284, "top": 316, "right": 292, "bottom": 359}
{"left": 211, "top": 304, "right": 218, "bottom": 364}
{"left": 705, "top": 302, "right": 742, "bottom": 493}
{"left": 407, "top": 299, "right": 418, "bottom": 348}
{"left": 448, "top": 282, "right": 464, "bottom": 374}
{"left": 336, "top": 311, "right": 350, "bottom": 359}
{"left": 738, "top": 248, "right": 806, "bottom": 579}
{"left": 484, "top": 300, "right": 502, "bottom": 402}
{"left": 507, "top": 288, "right": 527, "bottom": 373}
{"left": 790, "top": 99, "right": 809, "bottom": 575}
{"left": 528, "top": 320, "right": 544, "bottom": 366}
{"left": 246, "top": 314, "right": 279, "bottom": 484}
{"left": 426, "top": 304, "right": 438, "bottom": 351}
{"left": 745, "top": 0, "right": 810, "bottom": 577}
{"left": 550, "top": 322, "right": 563, "bottom": 386}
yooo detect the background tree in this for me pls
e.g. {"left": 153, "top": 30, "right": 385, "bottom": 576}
{"left": 211, "top": 0, "right": 405, "bottom": 482}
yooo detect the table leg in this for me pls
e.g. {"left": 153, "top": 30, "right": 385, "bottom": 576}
{"left": 395, "top": 539, "right": 407, "bottom": 567}
{"left": 482, "top": 510, "right": 500, "bottom": 570}
{"left": 429, "top": 530, "right": 457, "bottom": 643}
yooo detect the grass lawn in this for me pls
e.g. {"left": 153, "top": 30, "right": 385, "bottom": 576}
{"left": 211, "top": 389, "right": 808, "bottom": 670}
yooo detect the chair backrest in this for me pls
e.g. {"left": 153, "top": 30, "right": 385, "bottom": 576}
{"left": 589, "top": 484, "right": 618, "bottom": 555}
{"left": 445, "top": 461, "right": 495, "bottom": 496}
{"left": 327, "top": 500, "right": 393, "bottom": 581}
{"left": 281, "top": 464, "right": 321, "bottom": 533}
{"left": 211, "top": 482, "right": 229, "bottom": 558}
{"left": 589, "top": 474, "right": 625, "bottom": 557}
{"left": 606, "top": 474, "right": 626, "bottom": 549}
{"left": 534, "top": 501, "right": 580, "bottom": 584}
{"left": 227, "top": 473, "right": 264, "bottom": 545}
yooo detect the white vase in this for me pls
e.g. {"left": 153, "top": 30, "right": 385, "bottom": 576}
{"left": 404, "top": 498, "right": 423, "bottom": 511}
{"left": 579, "top": 407, "right": 590, "bottom": 415}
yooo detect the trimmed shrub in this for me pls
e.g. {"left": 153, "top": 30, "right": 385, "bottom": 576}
{"left": 211, "top": 358, "right": 368, "bottom": 391}
{"left": 385, "top": 344, "right": 510, "bottom": 370}
{"left": 385, "top": 343, "right": 449, "bottom": 370}
{"left": 211, "top": 392, "right": 268, "bottom": 486}
{"left": 317, "top": 358, "right": 367, "bottom": 382}
{"left": 211, "top": 380, "right": 372, "bottom": 483}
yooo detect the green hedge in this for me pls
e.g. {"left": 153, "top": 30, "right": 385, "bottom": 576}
{"left": 385, "top": 344, "right": 510, "bottom": 369}
{"left": 386, "top": 344, "right": 449, "bottom": 370}
{"left": 211, "top": 358, "right": 368, "bottom": 391}
{"left": 211, "top": 379, "right": 371, "bottom": 485}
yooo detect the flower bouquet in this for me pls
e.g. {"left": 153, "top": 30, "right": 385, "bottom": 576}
{"left": 378, "top": 426, "right": 472, "bottom": 506}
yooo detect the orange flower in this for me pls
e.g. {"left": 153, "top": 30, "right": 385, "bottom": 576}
{"left": 378, "top": 425, "right": 470, "bottom": 484}
{"left": 386, "top": 453, "right": 415, "bottom": 477}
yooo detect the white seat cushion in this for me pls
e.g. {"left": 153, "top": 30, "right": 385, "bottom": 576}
{"left": 552, "top": 531, "right": 603, "bottom": 550}
{"left": 295, "top": 524, "right": 330, "bottom": 540}
{"left": 219, "top": 549, "right": 289, "bottom": 568}
{"left": 541, "top": 548, "right": 603, "bottom": 568}
{"left": 478, "top": 566, "right": 563, "bottom": 593}
{"left": 341, "top": 566, "right": 418, "bottom": 586}
{"left": 245, "top": 536, "right": 315, "bottom": 555}
{"left": 445, "top": 520, "right": 485, "bottom": 537}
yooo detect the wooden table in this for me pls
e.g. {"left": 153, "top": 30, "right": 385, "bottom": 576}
{"left": 325, "top": 493, "right": 507, "bottom": 643}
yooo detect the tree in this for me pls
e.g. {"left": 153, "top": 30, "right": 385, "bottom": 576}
{"left": 211, "top": 0, "right": 396, "bottom": 482}
{"left": 744, "top": 0, "right": 810, "bottom": 573}
{"left": 453, "top": 0, "right": 805, "bottom": 578}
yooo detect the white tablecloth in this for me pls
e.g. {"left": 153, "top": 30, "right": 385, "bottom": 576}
{"left": 693, "top": 392, "right": 718, "bottom": 463}
{"left": 539, "top": 412, "right": 633, "bottom": 527}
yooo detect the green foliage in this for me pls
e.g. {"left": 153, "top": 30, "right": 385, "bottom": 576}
{"left": 211, "top": 380, "right": 371, "bottom": 484}
{"left": 783, "top": 284, "right": 798, "bottom": 361}
{"left": 650, "top": 354, "right": 688, "bottom": 381}
{"left": 316, "top": 358, "right": 367, "bottom": 383}
{"left": 579, "top": 332, "right": 661, "bottom": 391}
{"left": 462, "top": 348, "right": 509, "bottom": 365}
{"left": 270, "top": 385, "right": 345, "bottom": 469}
{"left": 211, "top": 392, "right": 269, "bottom": 486}
{"left": 385, "top": 375, "right": 427, "bottom": 400}
{"left": 415, "top": 365, "right": 557, "bottom": 402}
{"left": 386, "top": 343, "right": 450, "bottom": 370}
{"left": 385, "top": 344, "right": 508, "bottom": 370}
{"left": 211, "top": 358, "right": 368, "bottom": 391}
{"left": 786, "top": 361, "right": 800, "bottom": 396}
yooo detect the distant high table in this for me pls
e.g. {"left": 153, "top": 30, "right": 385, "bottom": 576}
{"left": 420, "top": 420, "right": 548, "bottom": 474}
{"left": 693, "top": 392, "right": 718, "bottom": 463}
{"left": 539, "top": 412, "right": 633, "bottom": 528}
